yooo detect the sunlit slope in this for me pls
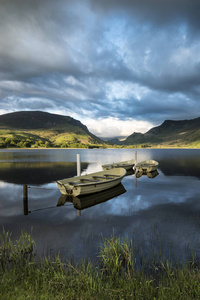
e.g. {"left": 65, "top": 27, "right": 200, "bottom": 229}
{"left": 0, "top": 111, "right": 103, "bottom": 147}
{"left": 123, "top": 117, "right": 200, "bottom": 147}
{"left": 0, "top": 111, "right": 199, "bottom": 148}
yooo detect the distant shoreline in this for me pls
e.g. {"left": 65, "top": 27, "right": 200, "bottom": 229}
{"left": 1, "top": 147, "right": 200, "bottom": 150}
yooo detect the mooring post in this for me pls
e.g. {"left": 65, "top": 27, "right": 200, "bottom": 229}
{"left": 134, "top": 150, "right": 137, "bottom": 188}
{"left": 135, "top": 172, "right": 137, "bottom": 188}
{"left": 23, "top": 184, "right": 28, "bottom": 215}
{"left": 77, "top": 153, "right": 81, "bottom": 176}
{"left": 135, "top": 150, "right": 137, "bottom": 170}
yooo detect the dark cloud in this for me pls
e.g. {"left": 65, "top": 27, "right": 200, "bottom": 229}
{"left": 89, "top": 0, "right": 200, "bottom": 29}
{"left": 0, "top": 0, "right": 199, "bottom": 136}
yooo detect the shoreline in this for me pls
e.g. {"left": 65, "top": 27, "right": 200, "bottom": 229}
{"left": 0, "top": 146, "right": 200, "bottom": 150}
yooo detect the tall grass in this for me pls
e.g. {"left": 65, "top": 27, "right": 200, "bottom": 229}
{"left": 1, "top": 229, "right": 200, "bottom": 299}
{"left": 98, "top": 235, "right": 133, "bottom": 277}
{"left": 0, "top": 227, "right": 36, "bottom": 271}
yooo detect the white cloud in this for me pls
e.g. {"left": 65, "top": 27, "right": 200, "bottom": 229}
{"left": 83, "top": 117, "right": 153, "bottom": 138}
{"left": 106, "top": 81, "right": 149, "bottom": 101}
{"left": 0, "top": 0, "right": 199, "bottom": 135}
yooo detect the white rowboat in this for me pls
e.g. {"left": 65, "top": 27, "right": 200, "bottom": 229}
{"left": 136, "top": 160, "right": 159, "bottom": 172}
{"left": 57, "top": 167, "right": 127, "bottom": 196}
{"left": 102, "top": 159, "right": 135, "bottom": 171}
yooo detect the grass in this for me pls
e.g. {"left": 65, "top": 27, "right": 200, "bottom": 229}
{"left": 0, "top": 129, "right": 107, "bottom": 148}
{"left": 1, "top": 229, "right": 200, "bottom": 299}
{"left": 0, "top": 128, "right": 199, "bottom": 149}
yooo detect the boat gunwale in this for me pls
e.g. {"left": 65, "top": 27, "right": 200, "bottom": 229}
{"left": 102, "top": 159, "right": 135, "bottom": 168}
{"left": 136, "top": 160, "right": 159, "bottom": 167}
{"left": 57, "top": 168, "right": 127, "bottom": 188}
{"left": 65, "top": 179, "right": 122, "bottom": 188}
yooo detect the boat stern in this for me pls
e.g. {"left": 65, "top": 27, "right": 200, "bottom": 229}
{"left": 57, "top": 181, "right": 74, "bottom": 195}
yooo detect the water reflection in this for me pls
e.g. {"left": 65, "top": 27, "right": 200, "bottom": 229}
{"left": 23, "top": 184, "right": 28, "bottom": 215}
{"left": 57, "top": 183, "right": 126, "bottom": 216}
{"left": 159, "top": 158, "right": 200, "bottom": 179}
{"left": 23, "top": 183, "right": 127, "bottom": 216}
{"left": 0, "top": 162, "right": 88, "bottom": 184}
{"left": 136, "top": 170, "right": 159, "bottom": 179}
{"left": 125, "top": 169, "right": 134, "bottom": 176}
{"left": 0, "top": 148, "right": 200, "bottom": 266}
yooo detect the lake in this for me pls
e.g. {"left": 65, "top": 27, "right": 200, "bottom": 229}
{"left": 0, "top": 148, "right": 200, "bottom": 267}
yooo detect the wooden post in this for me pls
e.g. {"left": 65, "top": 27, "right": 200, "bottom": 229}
{"left": 134, "top": 150, "right": 137, "bottom": 170}
{"left": 77, "top": 154, "right": 81, "bottom": 176}
{"left": 23, "top": 184, "right": 28, "bottom": 215}
{"left": 135, "top": 171, "right": 137, "bottom": 188}
{"left": 134, "top": 150, "right": 137, "bottom": 188}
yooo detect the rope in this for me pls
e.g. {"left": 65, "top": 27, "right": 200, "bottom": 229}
{"left": 29, "top": 203, "right": 73, "bottom": 213}
{"left": 27, "top": 186, "right": 58, "bottom": 190}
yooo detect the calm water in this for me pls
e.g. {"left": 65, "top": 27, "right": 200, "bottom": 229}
{"left": 0, "top": 148, "right": 200, "bottom": 266}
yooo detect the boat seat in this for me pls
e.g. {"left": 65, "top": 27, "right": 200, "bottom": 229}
{"left": 80, "top": 178, "right": 100, "bottom": 182}
{"left": 68, "top": 178, "right": 99, "bottom": 185}
{"left": 104, "top": 174, "right": 120, "bottom": 178}
{"left": 93, "top": 175, "right": 120, "bottom": 179}
{"left": 68, "top": 181, "right": 80, "bottom": 185}
{"left": 93, "top": 176, "right": 113, "bottom": 180}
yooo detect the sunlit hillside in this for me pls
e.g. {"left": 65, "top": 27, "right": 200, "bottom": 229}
{"left": 0, "top": 111, "right": 199, "bottom": 148}
{"left": 0, "top": 111, "right": 105, "bottom": 148}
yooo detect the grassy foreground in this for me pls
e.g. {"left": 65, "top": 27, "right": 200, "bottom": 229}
{"left": 1, "top": 230, "right": 200, "bottom": 299}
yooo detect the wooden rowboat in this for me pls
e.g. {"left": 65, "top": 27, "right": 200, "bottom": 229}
{"left": 57, "top": 167, "right": 127, "bottom": 196}
{"left": 102, "top": 159, "right": 135, "bottom": 171}
{"left": 136, "top": 160, "right": 159, "bottom": 172}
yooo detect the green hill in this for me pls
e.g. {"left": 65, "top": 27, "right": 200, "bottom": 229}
{"left": 123, "top": 117, "right": 200, "bottom": 148}
{"left": 0, "top": 111, "right": 199, "bottom": 148}
{"left": 0, "top": 111, "right": 105, "bottom": 148}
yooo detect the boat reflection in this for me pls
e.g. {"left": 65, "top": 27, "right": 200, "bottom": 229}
{"left": 23, "top": 183, "right": 126, "bottom": 216}
{"left": 57, "top": 183, "right": 126, "bottom": 215}
{"left": 125, "top": 169, "right": 134, "bottom": 176}
{"left": 136, "top": 170, "right": 159, "bottom": 179}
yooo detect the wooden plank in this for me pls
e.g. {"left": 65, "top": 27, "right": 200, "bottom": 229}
{"left": 68, "top": 181, "right": 79, "bottom": 185}
{"left": 93, "top": 176, "right": 110, "bottom": 179}
{"left": 80, "top": 178, "right": 100, "bottom": 182}
{"left": 104, "top": 174, "right": 120, "bottom": 178}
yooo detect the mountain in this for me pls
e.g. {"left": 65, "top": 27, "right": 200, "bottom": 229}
{"left": 106, "top": 137, "right": 121, "bottom": 145}
{"left": 123, "top": 117, "right": 200, "bottom": 147}
{"left": 0, "top": 111, "right": 89, "bottom": 131}
{"left": 0, "top": 111, "right": 199, "bottom": 148}
{"left": 0, "top": 111, "right": 104, "bottom": 148}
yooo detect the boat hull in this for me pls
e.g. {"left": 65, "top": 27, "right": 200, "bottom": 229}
{"left": 136, "top": 160, "right": 159, "bottom": 172}
{"left": 57, "top": 183, "right": 126, "bottom": 209}
{"left": 57, "top": 168, "right": 127, "bottom": 196}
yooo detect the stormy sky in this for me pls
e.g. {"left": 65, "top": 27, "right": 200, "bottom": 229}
{"left": 0, "top": 0, "right": 200, "bottom": 138}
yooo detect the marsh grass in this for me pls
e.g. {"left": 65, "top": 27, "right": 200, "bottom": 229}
{"left": 1, "top": 230, "right": 200, "bottom": 299}
{"left": 98, "top": 235, "right": 133, "bottom": 277}
{"left": 0, "top": 228, "right": 36, "bottom": 272}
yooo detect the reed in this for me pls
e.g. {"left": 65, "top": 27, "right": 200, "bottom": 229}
{"left": 1, "top": 229, "right": 200, "bottom": 299}
{"left": 0, "top": 227, "right": 36, "bottom": 272}
{"left": 98, "top": 235, "right": 133, "bottom": 277}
